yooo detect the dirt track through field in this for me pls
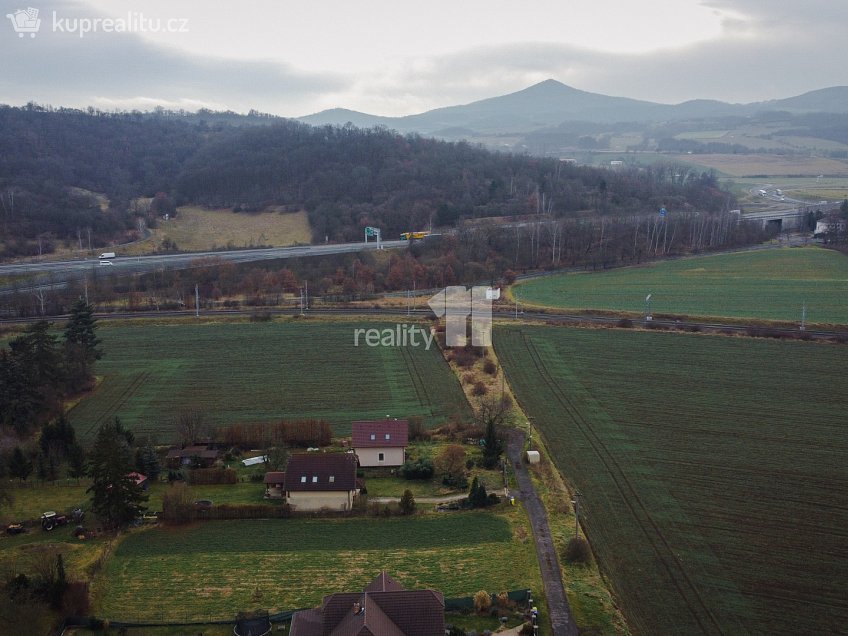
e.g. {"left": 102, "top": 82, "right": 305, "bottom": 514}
{"left": 506, "top": 428, "right": 579, "bottom": 636}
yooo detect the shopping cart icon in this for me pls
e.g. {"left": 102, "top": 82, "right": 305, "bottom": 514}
{"left": 6, "top": 7, "right": 42, "bottom": 38}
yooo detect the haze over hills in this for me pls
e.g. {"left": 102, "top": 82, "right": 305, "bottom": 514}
{"left": 298, "top": 80, "right": 848, "bottom": 135}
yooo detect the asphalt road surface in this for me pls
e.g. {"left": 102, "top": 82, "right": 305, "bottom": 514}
{"left": 0, "top": 240, "right": 408, "bottom": 290}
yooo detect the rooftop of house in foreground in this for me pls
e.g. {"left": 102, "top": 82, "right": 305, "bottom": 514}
{"left": 290, "top": 571, "right": 445, "bottom": 636}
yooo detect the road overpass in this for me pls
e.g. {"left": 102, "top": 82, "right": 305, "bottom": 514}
{"left": 742, "top": 201, "right": 842, "bottom": 231}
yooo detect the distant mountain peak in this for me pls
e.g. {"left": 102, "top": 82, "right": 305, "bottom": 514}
{"left": 297, "top": 80, "right": 848, "bottom": 135}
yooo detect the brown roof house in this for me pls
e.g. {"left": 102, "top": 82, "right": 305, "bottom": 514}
{"left": 351, "top": 420, "right": 409, "bottom": 468}
{"left": 283, "top": 453, "right": 360, "bottom": 512}
{"left": 166, "top": 445, "right": 220, "bottom": 469}
{"left": 290, "top": 571, "right": 445, "bottom": 636}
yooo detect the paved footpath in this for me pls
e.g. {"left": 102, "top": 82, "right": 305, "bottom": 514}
{"left": 506, "top": 429, "right": 579, "bottom": 636}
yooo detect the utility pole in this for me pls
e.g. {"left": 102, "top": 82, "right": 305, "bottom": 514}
{"left": 571, "top": 491, "right": 582, "bottom": 539}
{"left": 500, "top": 365, "right": 505, "bottom": 404}
{"left": 305, "top": 280, "right": 308, "bottom": 311}
{"left": 195, "top": 284, "right": 199, "bottom": 318}
{"left": 514, "top": 291, "right": 519, "bottom": 319}
{"left": 800, "top": 301, "right": 807, "bottom": 331}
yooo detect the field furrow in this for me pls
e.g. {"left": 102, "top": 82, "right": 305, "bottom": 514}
{"left": 495, "top": 326, "right": 848, "bottom": 635}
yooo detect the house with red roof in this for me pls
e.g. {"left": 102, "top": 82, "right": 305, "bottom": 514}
{"left": 126, "top": 471, "right": 149, "bottom": 490}
{"left": 290, "top": 570, "right": 444, "bottom": 636}
{"left": 351, "top": 420, "right": 409, "bottom": 467}
{"left": 283, "top": 453, "right": 360, "bottom": 512}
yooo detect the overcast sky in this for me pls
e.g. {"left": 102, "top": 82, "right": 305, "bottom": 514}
{"left": 2, "top": 0, "right": 846, "bottom": 117}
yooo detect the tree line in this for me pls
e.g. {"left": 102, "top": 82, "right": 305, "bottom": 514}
{"left": 1, "top": 103, "right": 737, "bottom": 257}
{"left": 0, "top": 208, "right": 772, "bottom": 319}
{"left": 0, "top": 299, "right": 101, "bottom": 431}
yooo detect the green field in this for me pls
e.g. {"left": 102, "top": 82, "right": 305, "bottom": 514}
{"left": 97, "top": 512, "right": 541, "bottom": 622}
{"left": 516, "top": 247, "right": 848, "bottom": 324}
{"left": 69, "top": 320, "right": 471, "bottom": 442}
{"left": 495, "top": 326, "right": 848, "bottom": 635}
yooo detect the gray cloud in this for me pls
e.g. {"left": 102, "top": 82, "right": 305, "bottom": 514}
{"left": 0, "top": 0, "right": 346, "bottom": 113}
{"left": 1, "top": 0, "right": 846, "bottom": 116}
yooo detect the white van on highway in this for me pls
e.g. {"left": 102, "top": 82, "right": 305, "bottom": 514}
{"left": 99, "top": 252, "right": 116, "bottom": 259}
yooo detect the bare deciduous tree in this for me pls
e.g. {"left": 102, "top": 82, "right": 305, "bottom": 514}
{"left": 176, "top": 409, "right": 208, "bottom": 446}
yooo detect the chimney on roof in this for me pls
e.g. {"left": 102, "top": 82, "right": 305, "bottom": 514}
{"left": 353, "top": 601, "right": 363, "bottom": 615}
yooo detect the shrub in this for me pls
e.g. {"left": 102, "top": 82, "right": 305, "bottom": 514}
{"left": 217, "top": 419, "right": 332, "bottom": 448}
{"left": 408, "top": 416, "right": 428, "bottom": 441}
{"left": 162, "top": 482, "right": 196, "bottom": 524}
{"left": 563, "top": 536, "right": 592, "bottom": 564}
{"left": 442, "top": 474, "right": 468, "bottom": 489}
{"left": 473, "top": 590, "right": 492, "bottom": 613}
{"left": 472, "top": 381, "right": 488, "bottom": 396}
{"left": 617, "top": 318, "right": 633, "bottom": 328}
{"left": 249, "top": 311, "right": 272, "bottom": 322}
{"left": 399, "top": 489, "right": 416, "bottom": 515}
{"left": 454, "top": 349, "right": 477, "bottom": 368}
{"left": 62, "top": 581, "right": 90, "bottom": 616}
{"left": 399, "top": 457, "right": 434, "bottom": 480}
{"left": 483, "top": 360, "right": 497, "bottom": 375}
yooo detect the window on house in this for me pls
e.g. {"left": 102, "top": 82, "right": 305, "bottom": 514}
{"left": 385, "top": 433, "right": 391, "bottom": 440}
{"left": 329, "top": 475, "right": 335, "bottom": 483}
{"left": 312, "top": 476, "right": 318, "bottom": 483}
{"left": 378, "top": 453, "right": 385, "bottom": 462}
{"left": 370, "top": 433, "right": 376, "bottom": 440}
{"left": 300, "top": 476, "right": 306, "bottom": 483}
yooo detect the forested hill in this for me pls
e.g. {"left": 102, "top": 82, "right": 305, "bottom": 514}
{"left": 0, "top": 104, "right": 733, "bottom": 257}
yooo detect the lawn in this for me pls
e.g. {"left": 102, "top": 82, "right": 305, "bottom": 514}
{"left": 516, "top": 246, "right": 848, "bottom": 324}
{"left": 68, "top": 319, "right": 471, "bottom": 443}
{"left": 96, "top": 511, "right": 542, "bottom": 623}
{"left": 0, "top": 480, "right": 273, "bottom": 525}
{"left": 495, "top": 326, "right": 848, "bottom": 635}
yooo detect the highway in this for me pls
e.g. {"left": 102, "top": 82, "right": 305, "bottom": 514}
{"left": 0, "top": 240, "right": 408, "bottom": 290}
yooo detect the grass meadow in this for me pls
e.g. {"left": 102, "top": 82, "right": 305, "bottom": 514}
{"left": 495, "top": 325, "right": 848, "bottom": 635}
{"left": 516, "top": 247, "right": 848, "bottom": 324}
{"left": 678, "top": 153, "right": 848, "bottom": 177}
{"left": 95, "top": 511, "right": 542, "bottom": 623}
{"left": 68, "top": 319, "right": 471, "bottom": 443}
{"left": 121, "top": 206, "right": 312, "bottom": 255}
